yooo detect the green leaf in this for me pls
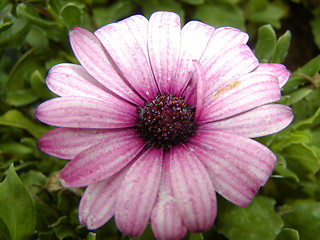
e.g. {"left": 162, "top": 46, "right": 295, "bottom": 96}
{"left": 281, "top": 202, "right": 320, "bottom": 240}
{"left": 0, "top": 110, "right": 49, "bottom": 138}
{"left": 295, "top": 54, "right": 320, "bottom": 77}
{"left": 0, "top": 142, "right": 33, "bottom": 155}
{"left": 310, "top": 15, "right": 320, "bottom": 49}
{"left": 282, "top": 143, "right": 320, "bottom": 174}
{"left": 93, "top": 1, "right": 135, "bottom": 28}
{"left": 6, "top": 49, "right": 40, "bottom": 91}
{"left": 279, "top": 87, "right": 312, "bottom": 106}
{"left": 60, "top": 3, "right": 83, "bottom": 29}
{"left": 275, "top": 228, "right": 299, "bottom": 240}
{"left": 293, "top": 106, "right": 320, "bottom": 130}
{"left": 270, "top": 130, "right": 311, "bottom": 152}
{"left": 87, "top": 232, "right": 96, "bottom": 240}
{"left": 284, "top": 55, "right": 320, "bottom": 92}
{"left": 217, "top": 196, "right": 283, "bottom": 240}
{"left": 138, "top": 0, "right": 184, "bottom": 22}
{"left": 31, "top": 70, "right": 57, "bottom": 100}
{"left": 6, "top": 89, "right": 39, "bottom": 106}
{"left": 189, "top": 233, "right": 204, "bottom": 240}
{"left": 0, "top": 0, "right": 9, "bottom": 9}
{"left": 0, "top": 18, "right": 30, "bottom": 48}
{"left": 0, "top": 164, "right": 36, "bottom": 240}
{"left": 247, "top": 1, "right": 286, "bottom": 28}
{"left": 179, "top": 0, "right": 204, "bottom": 5}
{"left": 193, "top": 3, "right": 245, "bottom": 30}
{"left": 0, "top": 22, "right": 13, "bottom": 32}
{"left": 254, "top": 24, "right": 276, "bottom": 62}
{"left": 16, "top": 3, "right": 58, "bottom": 28}
{"left": 273, "top": 154, "right": 299, "bottom": 182}
{"left": 271, "top": 30, "right": 291, "bottom": 63}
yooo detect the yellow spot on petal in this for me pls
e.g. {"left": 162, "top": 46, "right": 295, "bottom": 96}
{"left": 212, "top": 80, "right": 241, "bottom": 98}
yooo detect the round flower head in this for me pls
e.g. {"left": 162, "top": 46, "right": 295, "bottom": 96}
{"left": 36, "top": 11, "right": 293, "bottom": 240}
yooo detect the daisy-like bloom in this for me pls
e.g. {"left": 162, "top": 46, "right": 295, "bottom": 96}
{"left": 36, "top": 11, "right": 293, "bottom": 239}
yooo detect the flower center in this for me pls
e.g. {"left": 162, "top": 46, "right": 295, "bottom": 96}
{"left": 136, "top": 93, "right": 196, "bottom": 150}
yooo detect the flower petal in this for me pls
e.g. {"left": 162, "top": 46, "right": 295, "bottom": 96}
{"left": 69, "top": 28, "right": 143, "bottom": 105}
{"left": 95, "top": 15, "right": 158, "bottom": 101}
{"left": 169, "top": 144, "right": 216, "bottom": 232}
{"left": 46, "top": 63, "right": 111, "bottom": 101}
{"left": 38, "top": 128, "right": 132, "bottom": 159}
{"left": 59, "top": 132, "right": 145, "bottom": 187}
{"left": 193, "top": 60, "right": 206, "bottom": 122}
{"left": 204, "top": 44, "right": 259, "bottom": 97}
{"left": 148, "top": 11, "right": 181, "bottom": 93}
{"left": 200, "top": 71, "right": 281, "bottom": 122}
{"left": 173, "top": 20, "right": 215, "bottom": 95}
{"left": 254, "top": 63, "right": 290, "bottom": 87}
{"left": 189, "top": 129, "right": 276, "bottom": 207}
{"left": 36, "top": 96, "right": 137, "bottom": 128}
{"left": 202, "top": 104, "right": 293, "bottom": 138}
{"left": 185, "top": 44, "right": 259, "bottom": 105}
{"left": 79, "top": 165, "right": 130, "bottom": 229}
{"left": 115, "top": 148, "right": 163, "bottom": 237}
{"left": 201, "top": 27, "right": 249, "bottom": 65}
{"left": 151, "top": 153, "right": 187, "bottom": 240}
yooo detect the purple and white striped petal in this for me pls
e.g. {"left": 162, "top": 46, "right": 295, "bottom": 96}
{"left": 115, "top": 148, "right": 163, "bottom": 237}
{"left": 59, "top": 134, "right": 145, "bottom": 187}
{"left": 38, "top": 128, "right": 134, "bottom": 160}
{"left": 36, "top": 96, "right": 137, "bottom": 128}
{"left": 169, "top": 144, "right": 216, "bottom": 232}
{"left": 185, "top": 44, "right": 259, "bottom": 105}
{"left": 69, "top": 28, "right": 144, "bottom": 105}
{"left": 95, "top": 15, "right": 158, "bottom": 101}
{"left": 204, "top": 44, "right": 259, "bottom": 97}
{"left": 200, "top": 71, "right": 281, "bottom": 122}
{"left": 189, "top": 129, "right": 276, "bottom": 207}
{"left": 193, "top": 60, "right": 207, "bottom": 122}
{"left": 46, "top": 63, "right": 111, "bottom": 101}
{"left": 200, "top": 27, "right": 249, "bottom": 65}
{"left": 253, "top": 63, "right": 290, "bottom": 87}
{"left": 202, "top": 104, "right": 293, "bottom": 138}
{"left": 151, "top": 154, "right": 187, "bottom": 240}
{"left": 173, "top": 20, "right": 215, "bottom": 95}
{"left": 148, "top": 11, "right": 181, "bottom": 94}
{"left": 79, "top": 165, "right": 131, "bottom": 229}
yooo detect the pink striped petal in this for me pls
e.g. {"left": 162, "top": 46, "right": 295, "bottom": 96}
{"left": 69, "top": 28, "right": 143, "bottom": 105}
{"left": 254, "top": 63, "right": 290, "bottom": 87}
{"left": 59, "top": 133, "right": 145, "bottom": 187}
{"left": 189, "top": 129, "right": 276, "bottom": 207}
{"left": 204, "top": 44, "right": 259, "bottom": 98}
{"left": 203, "top": 104, "right": 293, "bottom": 138}
{"left": 79, "top": 165, "right": 130, "bottom": 229}
{"left": 169, "top": 144, "right": 216, "bottom": 232}
{"left": 95, "top": 15, "right": 158, "bottom": 101}
{"left": 200, "top": 72, "right": 281, "bottom": 122}
{"left": 36, "top": 96, "right": 137, "bottom": 128}
{"left": 115, "top": 148, "right": 163, "bottom": 237}
{"left": 151, "top": 154, "right": 187, "bottom": 240}
{"left": 148, "top": 11, "right": 181, "bottom": 94}
{"left": 38, "top": 128, "right": 134, "bottom": 160}
{"left": 185, "top": 44, "right": 259, "bottom": 106}
{"left": 173, "top": 20, "right": 215, "bottom": 95}
{"left": 193, "top": 60, "right": 206, "bottom": 122}
{"left": 46, "top": 63, "right": 112, "bottom": 101}
{"left": 201, "top": 27, "right": 249, "bottom": 65}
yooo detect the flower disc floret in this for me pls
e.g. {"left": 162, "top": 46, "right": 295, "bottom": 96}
{"left": 136, "top": 93, "right": 196, "bottom": 150}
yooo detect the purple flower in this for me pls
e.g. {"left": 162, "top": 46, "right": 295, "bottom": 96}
{"left": 36, "top": 11, "right": 293, "bottom": 240}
